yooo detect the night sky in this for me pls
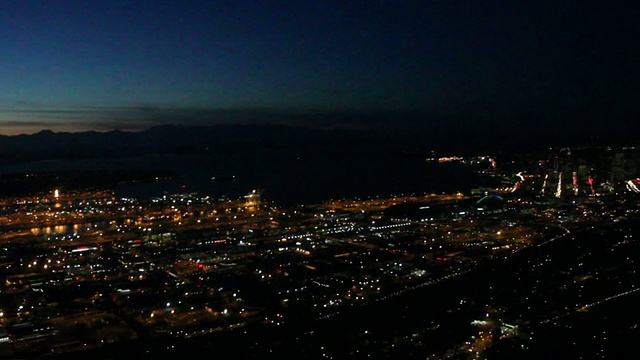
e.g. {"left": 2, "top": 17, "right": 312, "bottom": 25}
{"left": 0, "top": 1, "right": 637, "bottom": 139}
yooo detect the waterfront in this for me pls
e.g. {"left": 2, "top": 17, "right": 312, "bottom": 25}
{"left": 0, "top": 151, "right": 498, "bottom": 206}
{"left": 0, "top": 145, "right": 638, "bottom": 359}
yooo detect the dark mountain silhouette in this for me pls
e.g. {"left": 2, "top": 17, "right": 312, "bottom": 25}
{"left": 0, "top": 121, "right": 636, "bottom": 166}
{"left": 0, "top": 124, "right": 385, "bottom": 164}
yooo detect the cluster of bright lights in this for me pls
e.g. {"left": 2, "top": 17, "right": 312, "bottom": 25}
{"left": 555, "top": 172, "right": 563, "bottom": 198}
{"left": 626, "top": 179, "right": 640, "bottom": 193}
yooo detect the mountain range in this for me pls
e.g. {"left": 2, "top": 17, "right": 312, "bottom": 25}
{"left": 0, "top": 121, "right": 636, "bottom": 165}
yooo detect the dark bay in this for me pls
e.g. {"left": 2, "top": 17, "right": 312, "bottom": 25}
{"left": 0, "top": 150, "right": 498, "bottom": 205}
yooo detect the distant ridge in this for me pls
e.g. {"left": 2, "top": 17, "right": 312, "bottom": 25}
{"left": 0, "top": 123, "right": 370, "bottom": 164}
{"left": 0, "top": 122, "right": 637, "bottom": 165}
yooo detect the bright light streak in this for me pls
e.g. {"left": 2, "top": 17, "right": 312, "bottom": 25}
{"left": 542, "top": 174, "right": 549, "bottom": 195}
{"left": 555, "top": 172, "right": 562, "bottom": 198}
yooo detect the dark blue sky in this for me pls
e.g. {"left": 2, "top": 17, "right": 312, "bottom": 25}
{"left": 0, "top": 1, "right": 636, "bottom": 136}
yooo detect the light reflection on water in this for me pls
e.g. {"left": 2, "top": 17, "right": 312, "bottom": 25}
{"left": 30, "top": 221, "right": 119, "bottom": 236}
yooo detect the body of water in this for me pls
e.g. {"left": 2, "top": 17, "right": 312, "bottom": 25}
{"left": 0, "top": 149, "right": 499, "bottom": 205}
